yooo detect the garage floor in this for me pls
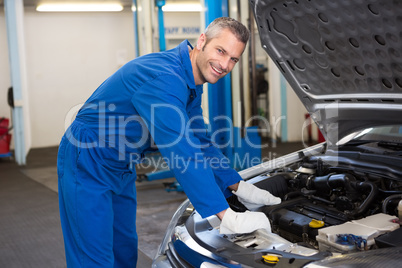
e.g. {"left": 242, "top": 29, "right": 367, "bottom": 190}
{"left": 0, "top": 140, "right": 306, "bottom": 267}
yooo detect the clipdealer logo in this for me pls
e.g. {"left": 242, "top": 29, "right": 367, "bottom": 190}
{"left": 62, "top": 101, "right": 302, "bottom": 167}
{"left": 63, "top": 102, "right": 272, "bottom": 150}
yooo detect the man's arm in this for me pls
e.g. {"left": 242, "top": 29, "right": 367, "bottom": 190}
{"left": 216, "top": 209, "right": 226, "bottom": 220}
{"left": 131, "top": 76, "right": 230, "bottom": 218}
{"left": 228, "top": 182, "right": 239, "bottom": 192}
{"left": 187, "top": 100, "right": 243, "bottom": 197}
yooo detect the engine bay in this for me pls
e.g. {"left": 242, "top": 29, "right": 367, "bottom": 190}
{"left": 229, "top": 153, "right": 402, "bottom": 253}
{"left": 162, "top": 148, "right": 402, "bottom": 268}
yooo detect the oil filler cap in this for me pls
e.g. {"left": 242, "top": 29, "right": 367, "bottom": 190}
{"left": 262, "top": 254, "right": 280, "bottom": 265}
{"left": 309, "top": 219, "right": 325, "bottom": 228}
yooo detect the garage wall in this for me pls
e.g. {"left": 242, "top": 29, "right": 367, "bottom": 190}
{"left": 286, "top": 81, "right": 313, "bottom": 142}
{"left": 1, "top": 8, "right": 135, "bottom": 148}
{"left": 268, "top": 58, "right": 316, "bottom": 143}
{"left": 25, "top": 8, "right": 135, "bottom": 148}
{"left": 1, "top": 8, "right": 204, "bottom": 149}
{"left": 1, "top": 7, "right": 311, "bottom": 149}
{"left": 0, "top": 10, "right": 11, "bottom": 122}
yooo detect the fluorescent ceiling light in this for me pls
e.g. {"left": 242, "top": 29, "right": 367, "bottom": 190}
{"left": 36, "top": 3, "right": 124, "bottom": 12}
{"left": 162, "top": 3, "right": 202, "bottom": 12}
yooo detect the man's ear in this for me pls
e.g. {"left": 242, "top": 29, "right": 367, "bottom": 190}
{"left": 196, "top": 33, "right": 206, "bottom": 50}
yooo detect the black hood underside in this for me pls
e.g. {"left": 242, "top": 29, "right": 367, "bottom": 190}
{"left": 250, "top": 0, "right": 402, "bottom": 145}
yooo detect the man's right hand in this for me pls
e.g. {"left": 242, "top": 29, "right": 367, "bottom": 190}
{"left": 218, "top": 208, "right": 271, "bottom": 234}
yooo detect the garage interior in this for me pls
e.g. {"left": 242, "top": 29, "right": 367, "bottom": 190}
{"left": 0, "top": 0, "right": 319, "bottom": 267}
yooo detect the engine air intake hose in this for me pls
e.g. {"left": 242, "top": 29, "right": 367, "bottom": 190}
{"left": 381, "top": 194, "right": 402, "bottom": 214}
{"left": 350, "top": 181, "right": 378, "bottom": 216}
{"left": 311, "top": 174, "right": 355, "bottom": 193}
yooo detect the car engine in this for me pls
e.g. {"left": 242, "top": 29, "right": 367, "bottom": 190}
{"left": 229, "top": 154, "right": 402, "bottom": 253}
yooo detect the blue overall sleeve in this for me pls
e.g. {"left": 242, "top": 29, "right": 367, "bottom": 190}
{"left": 131, "top": 75, "right": 229, "bottom": 218}
{"left": 187, "top": 95, "right": 242, "bottom": 198}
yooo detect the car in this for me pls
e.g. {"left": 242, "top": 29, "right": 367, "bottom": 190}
{"left": 152, "top": 0, "right": 402, "bottom": 267}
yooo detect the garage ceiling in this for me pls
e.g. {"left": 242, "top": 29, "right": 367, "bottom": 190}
{"left": 0, "top": 0, "right": 199, "bottom": 8}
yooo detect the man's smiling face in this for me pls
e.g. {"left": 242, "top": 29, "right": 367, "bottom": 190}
{"left": 193, "top": 29, "right": 246, "bottom": 85}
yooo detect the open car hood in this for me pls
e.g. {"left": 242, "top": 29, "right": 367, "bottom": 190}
{"left": 250, "top": 0, "right": 402, "bottom": 145}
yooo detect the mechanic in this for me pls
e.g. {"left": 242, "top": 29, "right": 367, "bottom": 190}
{"left": 57, "top": 17, "right": 281, "bottom": 267}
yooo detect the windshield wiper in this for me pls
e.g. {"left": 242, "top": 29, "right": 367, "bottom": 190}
{"left": 342, "top": 140, "right": 402, "bottom": 155}
{"left": 378, "top": 141, "right": 402, "bottom": 155}
{"left": 378, "top": 141, "right": 402, "bottom": 150}
{"left": 342, "top": 140, "right": 377, "bottom": 146}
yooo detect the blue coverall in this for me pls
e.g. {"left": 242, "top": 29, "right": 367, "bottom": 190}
{"left": 57, "top": 40, "right": 242, "bottom": 267}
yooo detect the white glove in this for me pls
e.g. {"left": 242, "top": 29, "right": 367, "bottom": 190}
{"left": 219, "top": 208, "right": 271, "bottom": 234}
{"left": 233, "top": 180, "right": 281, "bottom": 210}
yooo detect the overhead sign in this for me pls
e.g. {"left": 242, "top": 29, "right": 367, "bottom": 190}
{"left": 165, "top": 26, "right": 200, "bottom": 35}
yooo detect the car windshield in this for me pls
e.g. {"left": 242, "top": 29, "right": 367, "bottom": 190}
{"left": 353, "top": 125, "right": 402, "bottom": 142}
